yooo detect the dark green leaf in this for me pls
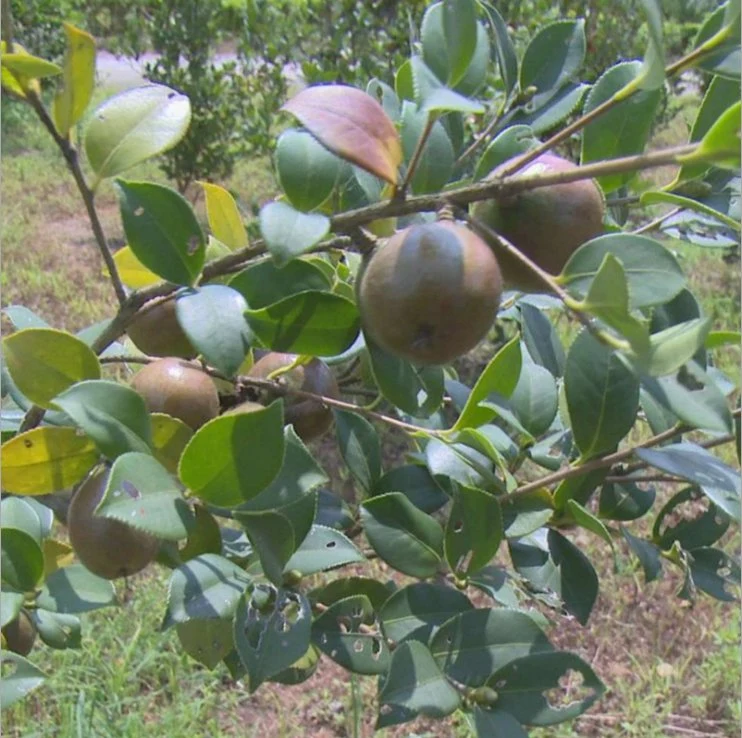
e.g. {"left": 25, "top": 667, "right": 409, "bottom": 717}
{"left": 653, "top": 486, "right": 730, "bottom": 551}
{"left": 547, "top": 530, "right": 599, "bottom": 624}
{"left": 377, "top": 641, "right": 461, "bottom": 728}
{"left": 519, "top": 303, "right": 565, "bottom": 377}
{"left": 636, "top": 443, "right": 741, "bottom": 521}
{"left": 693, "top": 6, "right": 741, "bottom": 81}
{"left": 426, "top": 438, "right": 498, "bottom": 492}
{"left": 560, "top": 233, "right": 685, "bottom": 308}
{"left": 473, "top": 708, "right": 528, "bottom": 738}
{"left": 430, "top": 608, "right": 553, "bottom": 686}
{"left": 177, "top": 618, "right": 234, "bottom": 669}
{"left": 245, "top": 291, "right": 359, "bottom": 357}
{"left": 469, "top": 565, "right": 520, "bottom": 608}
{"left": 311, "top": 576, "right": 393, "bottom": 610}
{"left": 481, "top": 2, "right": 518, "bottom": 95}
{"left": 621, "top": 527, "right": 662, "bottom": 582}
{"left": 115, "top": 180, "right": 205, "bottom": 286}
{"left": 475, "top": 125, "right": 539, "bottom": 181}
{"left": 32, "top": 609, "right": 81, "bottom": 650}
{"left": 599, "top": 480, "right": 656, "bottom": 521}
{"left": 98, "top": 452, "right": 193, "bottom": 541}
{"left": 510, "top": 353, "right": 558, "bottom": 437}
{"left": 284, "top": 525, "right": 364, "bottom": 577}
{"left": 361, "top": 493, "right": 443, "bottom": 578}
{"left": 54, "top": 379, "right": 152, "bottom": 459}
{"left": 487, "top": 651, "right": 604, "bottom": 725}
{"left": 259, "top": 201, "right": 331, "bottom": 266}
{"left": 565, "top": 330, "right": 639, "bottom": 459}
{"left": 421, "top": 0, "right": 478, "bottom": 88}
{"left": 233, "top": 589, "right": 312, "bottom": 692}
{"left": 334, "top": 409, "right": 381, "bottom": 494}
{"left": 1, "top": 529, "right": 43, "bottom": 592}
{"left": 163, "top": 553, "right": 250, "bottom": 628}
{"left": 175, "top": 286, "right": 251, "bottom": 377}
{"left": 373, "top": 464, "right": 449, "bottom": 514}
{"left": 0, "top": 498, "right": 45, "bottom": 545}
{"left": 380, "top": 582, "right": 472, "bottom": 644}
{"left": 37, "top": 564, "right": 117, "bottom": 614}
{"left": 312, "top": 594, "right": 390, "bottom": 674}
{"left": 553, "top": 468, "right": 609, "bottom": 511}
{"left": 688, "top": 547, "right": 740, "bottom": 601}
{"left": 179, "top": 401, "right": 285, "bottom": 507}
{"left": 409, "top": 56, "right": 485, "bottom": 114}
{"left": 508, "top": 83, "right": 589, "bottom": 136}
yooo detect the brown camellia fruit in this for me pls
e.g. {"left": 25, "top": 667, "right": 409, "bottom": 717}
{"left": 68, "top": 467, "right": 160, "bottom": 580}
{"left": 2, "top": 609, "right": 37, "bottom": 656}
{"left": 130, "top": 358, "right": 219, "bottom": 430}
{"left": 248, "top": 353, "right": 339, "bottom": 442}
{"left": 127, "top": 299, "right": 196, "bottom": 359}
{"left": 357, "top": 220, "right": 503, "bottom": 365}
{"left": 472, "top": 152, "right": 605, "bottom": 292}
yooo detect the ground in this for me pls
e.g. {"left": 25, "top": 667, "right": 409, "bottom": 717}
{"left": 1, "top": 65, "right": 740, "bottom": 738}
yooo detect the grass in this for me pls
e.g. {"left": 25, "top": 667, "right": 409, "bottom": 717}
{"left": 2, "top": 69, "right": 740, "bottom": 738}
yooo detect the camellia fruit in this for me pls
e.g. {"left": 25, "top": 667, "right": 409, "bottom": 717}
{"left": 247, "top": 353, "right": 339, "bottom": 441}
{"left": 127, "top": 299, "right": 196, "bottom": 358}
{"left": 472, "top": 152, "right": 605, "bottom": 292}
{"left": 130, "top": 358, "right": 220, "bottom": 430}
{"left": 68, "top": 467, "right": 160, "bottom": 580}
{"left": 2, "top": 609, "right": 37, "bottom": 656}
{"left": 357, "top": 220, "right": 503, "bottom": 365}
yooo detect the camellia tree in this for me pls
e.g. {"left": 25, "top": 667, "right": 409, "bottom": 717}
{"left": 1, "top": 0, "right": 740, "bottom": 733}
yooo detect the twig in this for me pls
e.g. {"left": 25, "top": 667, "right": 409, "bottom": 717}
{"left": 398, "top": 113, "right": 437, "bottom": 197}
{"left": 633, "top": 206, "right": 683, "bottom": 235}
{"left": 604, "top": 474, "right": 687, "bottom": 484}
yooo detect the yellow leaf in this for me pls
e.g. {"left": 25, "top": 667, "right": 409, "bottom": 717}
{"left": 43, "top": 539, "right": 75, "bottom": 578}
{"left": 111, "top": 245, "right": 161, "bottom": 288}
{"left": 200, "top": 182, "right": 249, "bottom": 250}
{"left": 1, "top": 427, "right": 99, "bottom": 495}
{"left": 53, "top": 23, "right": 96, "bottom": 137}
{"left": 0, "top": 42, "right": 51, "bottom": 98}
{"left": 151, "top": 413, "right": 193, "bottom": 474}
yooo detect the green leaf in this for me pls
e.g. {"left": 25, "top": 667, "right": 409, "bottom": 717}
{"left": 236, "top": 494, "right": 316, "bottom": 585}
{"left": 636, "top": 443, "right": 741, "bottom": 522}
{"left": 430, "top": 608, "right": 553, "bottom": 687}
{"left": 510, "top": 353, "right": 559, "bottom": 437}
{"left": 565, "top": 500, "right": 616, "bottom": 561}
{"left": 581, "top": 61, "right": 662, "bottom": 193}
{"left": 33, "top": 609, "right": 81, "bottom": 650}
{"left": 559, "top": 234, "right": 686, "bottom": 308}
{"left": 233, "top": 589, "right": 312, "bottom": 692}
{"left": 373, "top": 464, "right": 449, "bottom": 514}
{"left": 200, "top": 182, "right": 249, "bottom": 250}
{"left": 312, "top": 576, "right": 392, "bottom": 610}
{"left": 179, "top": 505, "right": 222, "bottom": 562}
{"left": 0, "top": 592, "right": 24, "bottom": 629}
{"left": 692, "top": 5, "right": 741, "bottom": 80}
{"left": 678, "top": 102, "right": 741, "bottom": 171}
{"left": 0, "top": 652, "right": 46, "bottom": 708}
{"left": 453, "top": 336, "right": 521, "bottom": 431}
{"left": 3, "top": 328, "right": 101, "bottom": 409}
{"left": 486, "top": 651, "right": 604, "bottom": 725}
{"left": 1, "top": 49, "right": 61, "bottom": 81}
{"left": 334, "top": 409, "right": 381, "bottom": 494}
{"left": 312, "top": 594, "right": 390, "bottom": 674}
{"left": 0, "top": 427, "right": 98, "bottom": 495}
{"left": 85, "top": 85, "right": 191, "bottom": 181}
{"left": 409, "top": 56, "right": 486, "bottom": 114}
{"left": 426, "top": 438, "right": 498, "bottom": 492}
{"left": 641, "top": 190, "right": 740, "bottom": 232}
{"left": 37, "top": 564, "right": 117, "bottom": 614}
{"left": 377, "top": 641, "right": 461, "bottom": 729}
{"left": 115, "top": 180, "right": 205, "bottom": 286}
{"left": 380, "top": 582, "right": 472, "bottom": 644}
{"left": 548, "top": 529, "right": 599, "bottom": 624}
{"left": 475, "top": 125, "right": 539, "bottom": 181}
{"left": 621, "top": 527, "right": 662, "bottom": 582}
{"left": 175, "top": 286, "right": 251, "bottom": 377}
{"left": 361, "top": 493, "right": 444, "bottom": 578}
{"left": 688, "top": 547, "right": 741, "bottom": 601}
{"left": 179, "top": 402, "right": 285, "bottom": 507}
{"left": 480, "top": 2, "right": 518, "bottom": 95}
{"left": 421, "top": 0, "right": 478, "bottom": 88}
{"left": 275, "top": 128, "right": 342, "bottom": 212}
{"left": 444, "top": 485, "right": 503, "bottom": 577}
{"left": 519, "top": 303, "right": 565, "bottom": 378}
{"left": 177, "top": 618, "right": 234, "bottom": 670}
{"left": 473, "top": 708, "right": 528, "bottom": 738}
{"left": 564, "top": 330, "right": 639, "bottom": 459}
{"left": 365, "top": 337, "right": 444, "bottom": 418}
{"left": 54, "top": 380, "right": 153, "bottom": 459}
{"left": 1, "top": 529, "right": 44, "bottom": 592}
{"left": 282, "top": 84, "right": 402, "bottom": 185}
{"left": 642, "top": 318, "right": 712, "bottom": 377}
{"left": 53, "top": 23, "right": 95, "bottom": 137}
{"left": 229, "top": 258, "right": 331, "bottom": 310}
{"left": 163, "top": 554, "right": 250, "bottom": 628}
{"left": 653, "top": 487, "right": 730, "bottom": 551}
{"left": 245, "top": 291, "right": 359, "bottom": 357}
{"left": 2, "top": 305, "right": 49, "bottom": 331}
{"left": 399, "top": 102, "right": 455, "bottom": 195}
{"left": 599, "top": 480, "right": 656, "bottom": 521}
{"left": 151, "top": 413, "right": 193, "bottom": 475}
{"left": 508, "top": 83, "right": 589, "bottom": 137}
{"left": 259, "top": 201, "right": 331, "bottom": 266}
{"left": 97, "top": 452, "right": 193, "bottom": 541}
{"left": 636, "top": 0, "right": 665, "bottom": 90}
{"left": 469, "top": 566, "right": 520, "bottom": 608}
{"left": 706, "top": 330, "right": 742, "bottom": 349}
{"left": 284, "top": 525, "right": 364, "bottom": 576}
{"left": 520, "top": 21, "right": 586, "bottom": 101}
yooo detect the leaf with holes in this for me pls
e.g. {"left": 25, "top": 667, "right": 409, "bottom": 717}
{"left": 115, "top": 180, "right": 205, "bottom": 286}
{"left": 653, "top": 487, "right": 730, "bottom": 551}
{"left": 1, "top": 427, "right": 98, "bottom": 495}
{"left": 284, "top": 525, "right": 364, "bottom": 577}
{"left": 688, "top": 547, "right": 741, "bottom": 602}
{"left": 282, "top": 85, "right": 402, "bottom": 185}
{"left": 85, "top": 85, "right": 191, "bottom": 181}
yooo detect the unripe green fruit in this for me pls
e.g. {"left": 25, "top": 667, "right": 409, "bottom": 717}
{"left": 357, "top": 220, "right": 503, "bottom": 365}
{"left": 472, "top": 153, "right": 605, "bottom": 292}
{"left": 130, "top": 358, "right": 219, "bottom": 430}
{"left": 127, "top": 300, "right": 196, "bottom": 359}
{"left": 247, "top": 353, "right": 339, "bottom": 442}
{"left": 68, "top": 467, "right": 160, "bottom": 580}
{"left": 2, "top": 609, "right": 37, "bottom": 656}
